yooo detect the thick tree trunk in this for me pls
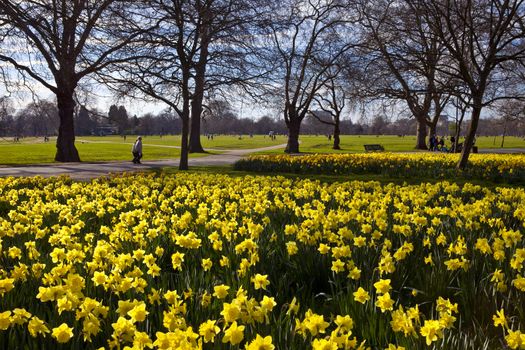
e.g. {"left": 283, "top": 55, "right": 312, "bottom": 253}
{"left": 179, "top": 116, "right": 190, "bottom": 170}
{"left": 457, "top": 105, "right": 481, "bottom": 169}
{"left": 416, "top": 118, "right": 428, "bottom": 150}
{"left": 285, "top": 118, "right": 301, "bottom": 153}
{"left": 55, "top": 90, "right": 80, "bottom": 162}
{"left": 179, "top": 64, "right": 192, "bottom": 168}
{"left": 189, "top": 101, "right": 205, "bottom": 153}
{"left": 189, "top": 44, "right": 208, "bottom": 153}
{"left": 428, "top": 122, "right": 437, "bottom": 138}
{"left": 333, "top": 121, "right": 341, "bottom": 150}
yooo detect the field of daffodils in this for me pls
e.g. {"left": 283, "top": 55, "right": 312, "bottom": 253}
{"left": 0, "top": 173, "right": 524, "bottom": 349}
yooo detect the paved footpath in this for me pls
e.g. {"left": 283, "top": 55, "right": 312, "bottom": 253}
{"left": 478, "top": 148, "right": 525, "bottom": 154}
{"left": 0, "top": 145, "right": 523, "bottom": 180}
{"left": 0, "top": 144, "right": 287, "bottom": 180}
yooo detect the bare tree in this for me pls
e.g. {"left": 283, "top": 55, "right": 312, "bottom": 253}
{"left": 265, "top": 0, "right": 357, "bottom": 153}
{"left": 0, "top": 96, "right": 14, "bottom": 137}
{"left": 14, "top": 99, "right": 59, "bottom": 137}
{"left": 100, "top": 0, "right": 265, "bottom": 169}
{"left": 493, "top": 99, "right": 525, "bottom": 147}
{"left": 418, "top": 0, "right": 525, "bottom": 168}
{"left": 310, "top": 66, "right": 352, "bottom": 149}
{"left": 0, "top": 1, "right": 151, "bottom": 161}
{"left": 358, "top": 0, "right": 452, "bottom": 149}
{"left": 186, "top": 0, "right": 268, "bottom": 153}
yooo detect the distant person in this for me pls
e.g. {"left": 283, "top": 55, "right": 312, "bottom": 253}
{"left": 429, "top": 134, "right": 437, "bottom": 151}
{"left": 132, "top": 136, "right": 143, "bottom": 164}
{"left": 450, "top": 136, "right": 456, "bottom": 152}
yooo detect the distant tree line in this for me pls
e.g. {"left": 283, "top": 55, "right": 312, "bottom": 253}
{"left": 1, "top": 97, "right": 522, "bottom": 141}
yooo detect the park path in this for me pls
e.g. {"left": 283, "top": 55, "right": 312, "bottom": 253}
{"left": 0, "top": 145, "right": 524, "bottom": 180}
{"left": 0, "top": 144, "right": 287, "bottom": 180}
{"left": 76, "top": 138, "right": 227, "bottom": 152}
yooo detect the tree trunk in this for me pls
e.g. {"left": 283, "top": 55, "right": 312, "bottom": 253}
{"left": 500, "top": 120, "right": 507, "bottom": 148}
{"left": 333, "top": 120, "right": 341, "bottom": 150}
{"left": 454, "top": 127, "right": 461, "bottom": 153}
{"left": 189, "top": 100, "right": 205, "bottom": 153}
{"left": 457, "top": 105, "right": 481, "bottom": 169}
{"left": 428, "top": 122, "right": 437, "bottom": 139}
{"left": 285, "top": 118, "right": 301, "bottom": 153}
{"left": 189, "top": 42, "right": 208, "bottom": 153}
{"left": 55, "top": 89, "right": 80, "bottom": 162}
{"left": 179, "top": 116, "right": 190, "bottom": 170}
{"left": 454, "top": 111, "right": 465, "bottom": 153}
{"left": 416, "top": 118, "right": 428, "bottom": 150}
{"left": 179, "top": 64, "right": 192, "bottom": 169}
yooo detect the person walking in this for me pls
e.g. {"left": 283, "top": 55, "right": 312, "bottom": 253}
{"left": 132, "top": 136, "right": 143, "bottom": 164}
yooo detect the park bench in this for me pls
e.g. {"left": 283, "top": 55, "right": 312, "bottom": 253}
{"left": 364, "top": 144, "right": 385, "bottom": 152}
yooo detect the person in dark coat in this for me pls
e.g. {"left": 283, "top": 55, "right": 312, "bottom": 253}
{"left": 132, "top": 136, "right": 143, "bottom": 164}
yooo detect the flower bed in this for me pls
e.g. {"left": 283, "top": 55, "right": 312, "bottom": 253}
{"left": 234, "top": 153, "right": 525, "bottom": 183}
{"left": 0, "top": 174, "right": 524, "bottom": 349}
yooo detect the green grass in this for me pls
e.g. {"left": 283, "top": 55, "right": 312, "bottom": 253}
{"left": 200, "top": 135, "right": 285, "bottom": 149}
{"left": 300, "top": 135, "right": 421, "bottom": 153}
{"left": 475, "top": 135, "right": 525, "bottom": 148}
{"left": 255, "top": 135, "right": 525, "bottom": 154}
{"left": 75, "top": 134, "right": 285, "bottom": 149}
{"left": 0, "top": 135, "right": 523, "bottom": 165}
{"left": 0, "top": 140, "right": 209, "bottom": 165}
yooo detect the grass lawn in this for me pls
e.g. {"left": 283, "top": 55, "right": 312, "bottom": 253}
{"left": 0, "top": 140, "right": 208, "bottom": 165}
{"left": 255, "top": 135, "right": 525, "bottom": 154}
{"left": 292, "top": 135, "right": 421, "bottom": 153}
{"left": 475, "top": 135, "right": 525, "bottom": 148}
{"left": 76, "top": 134, "right": 285, "bottom": 149}
{"left": 0, "top": 134, "right": 523, "bottom": 165}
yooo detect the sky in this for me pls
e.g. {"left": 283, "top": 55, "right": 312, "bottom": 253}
{"left": 1, "top": 63, "right": 489, "bottom": 125}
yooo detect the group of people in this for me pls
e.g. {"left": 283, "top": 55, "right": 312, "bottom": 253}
{"left": 428, "top": 135, "right": 448, "bottom": 152}
{"left": 429, "top": 135, "right": 474, "bottom": 153}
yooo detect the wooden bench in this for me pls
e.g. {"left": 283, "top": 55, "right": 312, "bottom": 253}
{"left": 364, "top": 144, "right": 385, "bottom": 152}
